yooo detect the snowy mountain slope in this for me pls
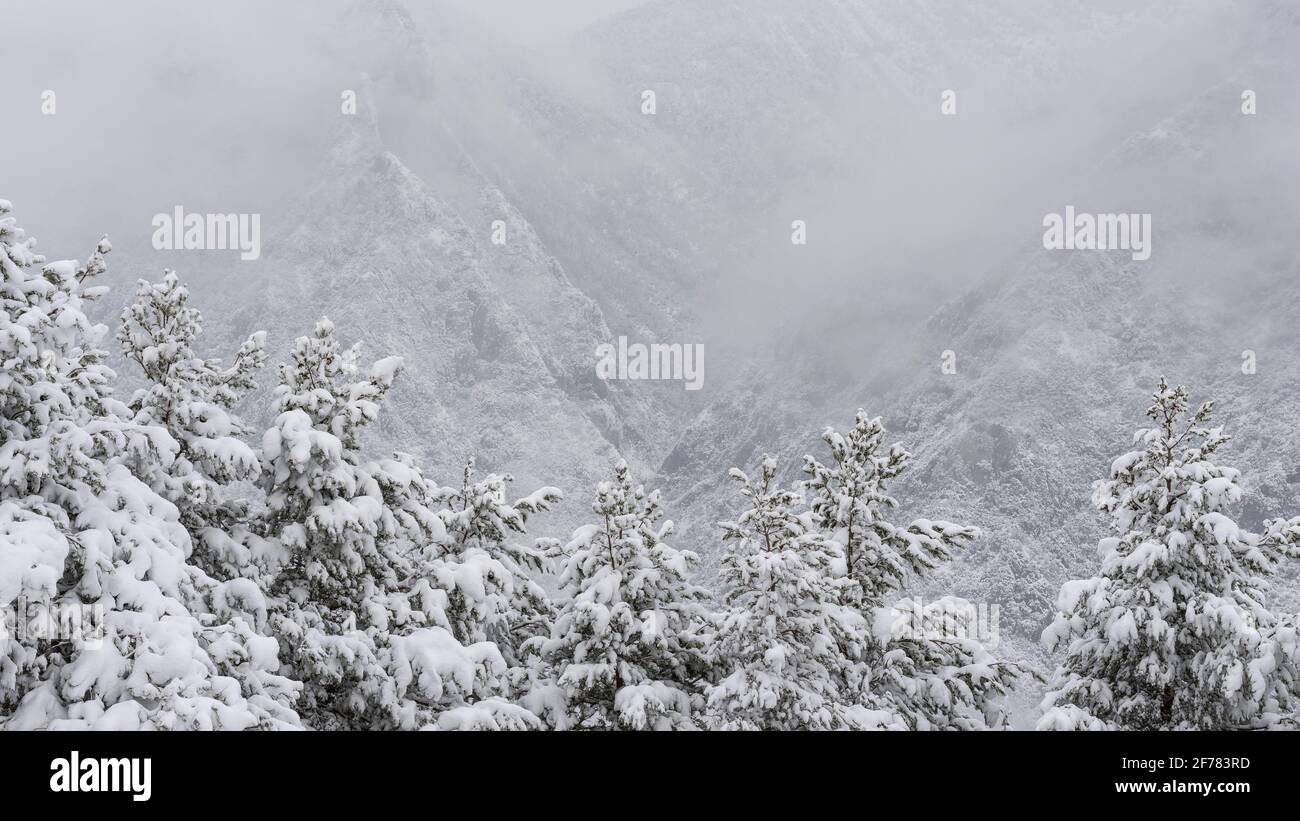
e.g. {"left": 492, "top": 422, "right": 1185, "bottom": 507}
{"left": 188, "top": 101, "right": 670, "bottom": 529}
{"left": 84, "top": 0, "right": 707, "bottom": 535}
{"left": 572, "top": 0, "right": 1229, "bottom": 203}
{"left": 379, "top": 0, "right": 725, "bottom": 350}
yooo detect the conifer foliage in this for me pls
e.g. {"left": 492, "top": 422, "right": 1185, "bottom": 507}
{"left": 534, "top": 461, "right": 713, "bottom": 729}
{"left": 259, "top": 318, "right": 538, "bottom": 729}
{"left": 1040, "top": 379, "right": 1300, "bottom": 730}
{"left": 799, "top": 411, "right": 1023, "bottom": 730}
{"left": 801, "top": 410, "right": 975, "bottom": 603}
{"left": 432, "top": 459, "right": 559, "bottom": 668}
{"left": 0, "top": 201, "right": 298, "bottom": 730}
{"left": 118, "top": 271, "right": 267, "bottom": 580}
{"left": 705, "top": 456, "right": 878, "bottom": 729}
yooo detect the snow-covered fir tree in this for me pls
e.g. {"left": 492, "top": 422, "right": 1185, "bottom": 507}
{"left": 0, "top": 200, "right": 299, "bottom": 730}
{"left": 704, "top": 456, "right": 888, "bottom": 729}
{"left": 801, "top": 411, "right": 1023, "bottom": 730}
{"left": 870, "top": 595, "right": 1024, "bottom": 730}
{"left": 1040, "top": 379, "right": 1300, "bottom": 730}
{"left": 433, "top": 458, "right": 559, "bottom": 672}
{"left": 259, "top": 318, "right": 537, "bottom": 729}
{"left": 118, "top": 271, "right": 267, "bottom": 580}
{"left": 531, "top": 460, "right": 713, "bottom": 729}
{"left": 801, "top": 410, "right": 973, "bottom": 601}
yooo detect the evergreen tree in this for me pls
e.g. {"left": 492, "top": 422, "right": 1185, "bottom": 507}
{"left": 801, "top": 410, "right": 972, "bottom": 601}
{"left": 704, "top": 456, "right": 889, "bottom": 729}
{"left": 533, "top": 461, "right": 712, "bottom": 729}
{"left": 0, "top": 200, "right": 299, "bottom": 730}
{"left": 433, "top": 458, "right": 559, "bottom": 670}
{"left": 871, "top": 595, "right": 1023, "bottom": 730}
{"left": 118, "top": 271, "right": 267, "bottom": 580}
{"left": 1040, "top": 379, "right": 1300, "bottom": 730}
{"left": 260, "top": 319, "right": 536, "bottom": 729}
{"left": 801, "top": 411, "right": 1022, "bottom": 729}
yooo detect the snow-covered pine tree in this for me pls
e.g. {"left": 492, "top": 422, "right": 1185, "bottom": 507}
{"left": 532, "top": 460, "right": 713, "bottom": 729}
{"left": 1040, "top": 379, "right": 1300, "bottom": 730}
{"left": 801, "top": 411, "right": 1023, "bottom": 730}
{"left": 259, "top": 318, "right": 537, "bottom": 729}
{"left": 870, "top": 596, "right": 1024, "bottom": 730}
{"left": 704, "top": 456, "right": 889, "bottom": 730}
{"left": 118, "top": 271, "right": 268, "bottom": 580}
{"left": 0, "top": 200, "right": 299, "bottom": 730}
{"left": 801, "top": 410, "right": 974, "bottom": 602}
{"left": 433, "top": 458, "right": 559, "bottom": 670}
